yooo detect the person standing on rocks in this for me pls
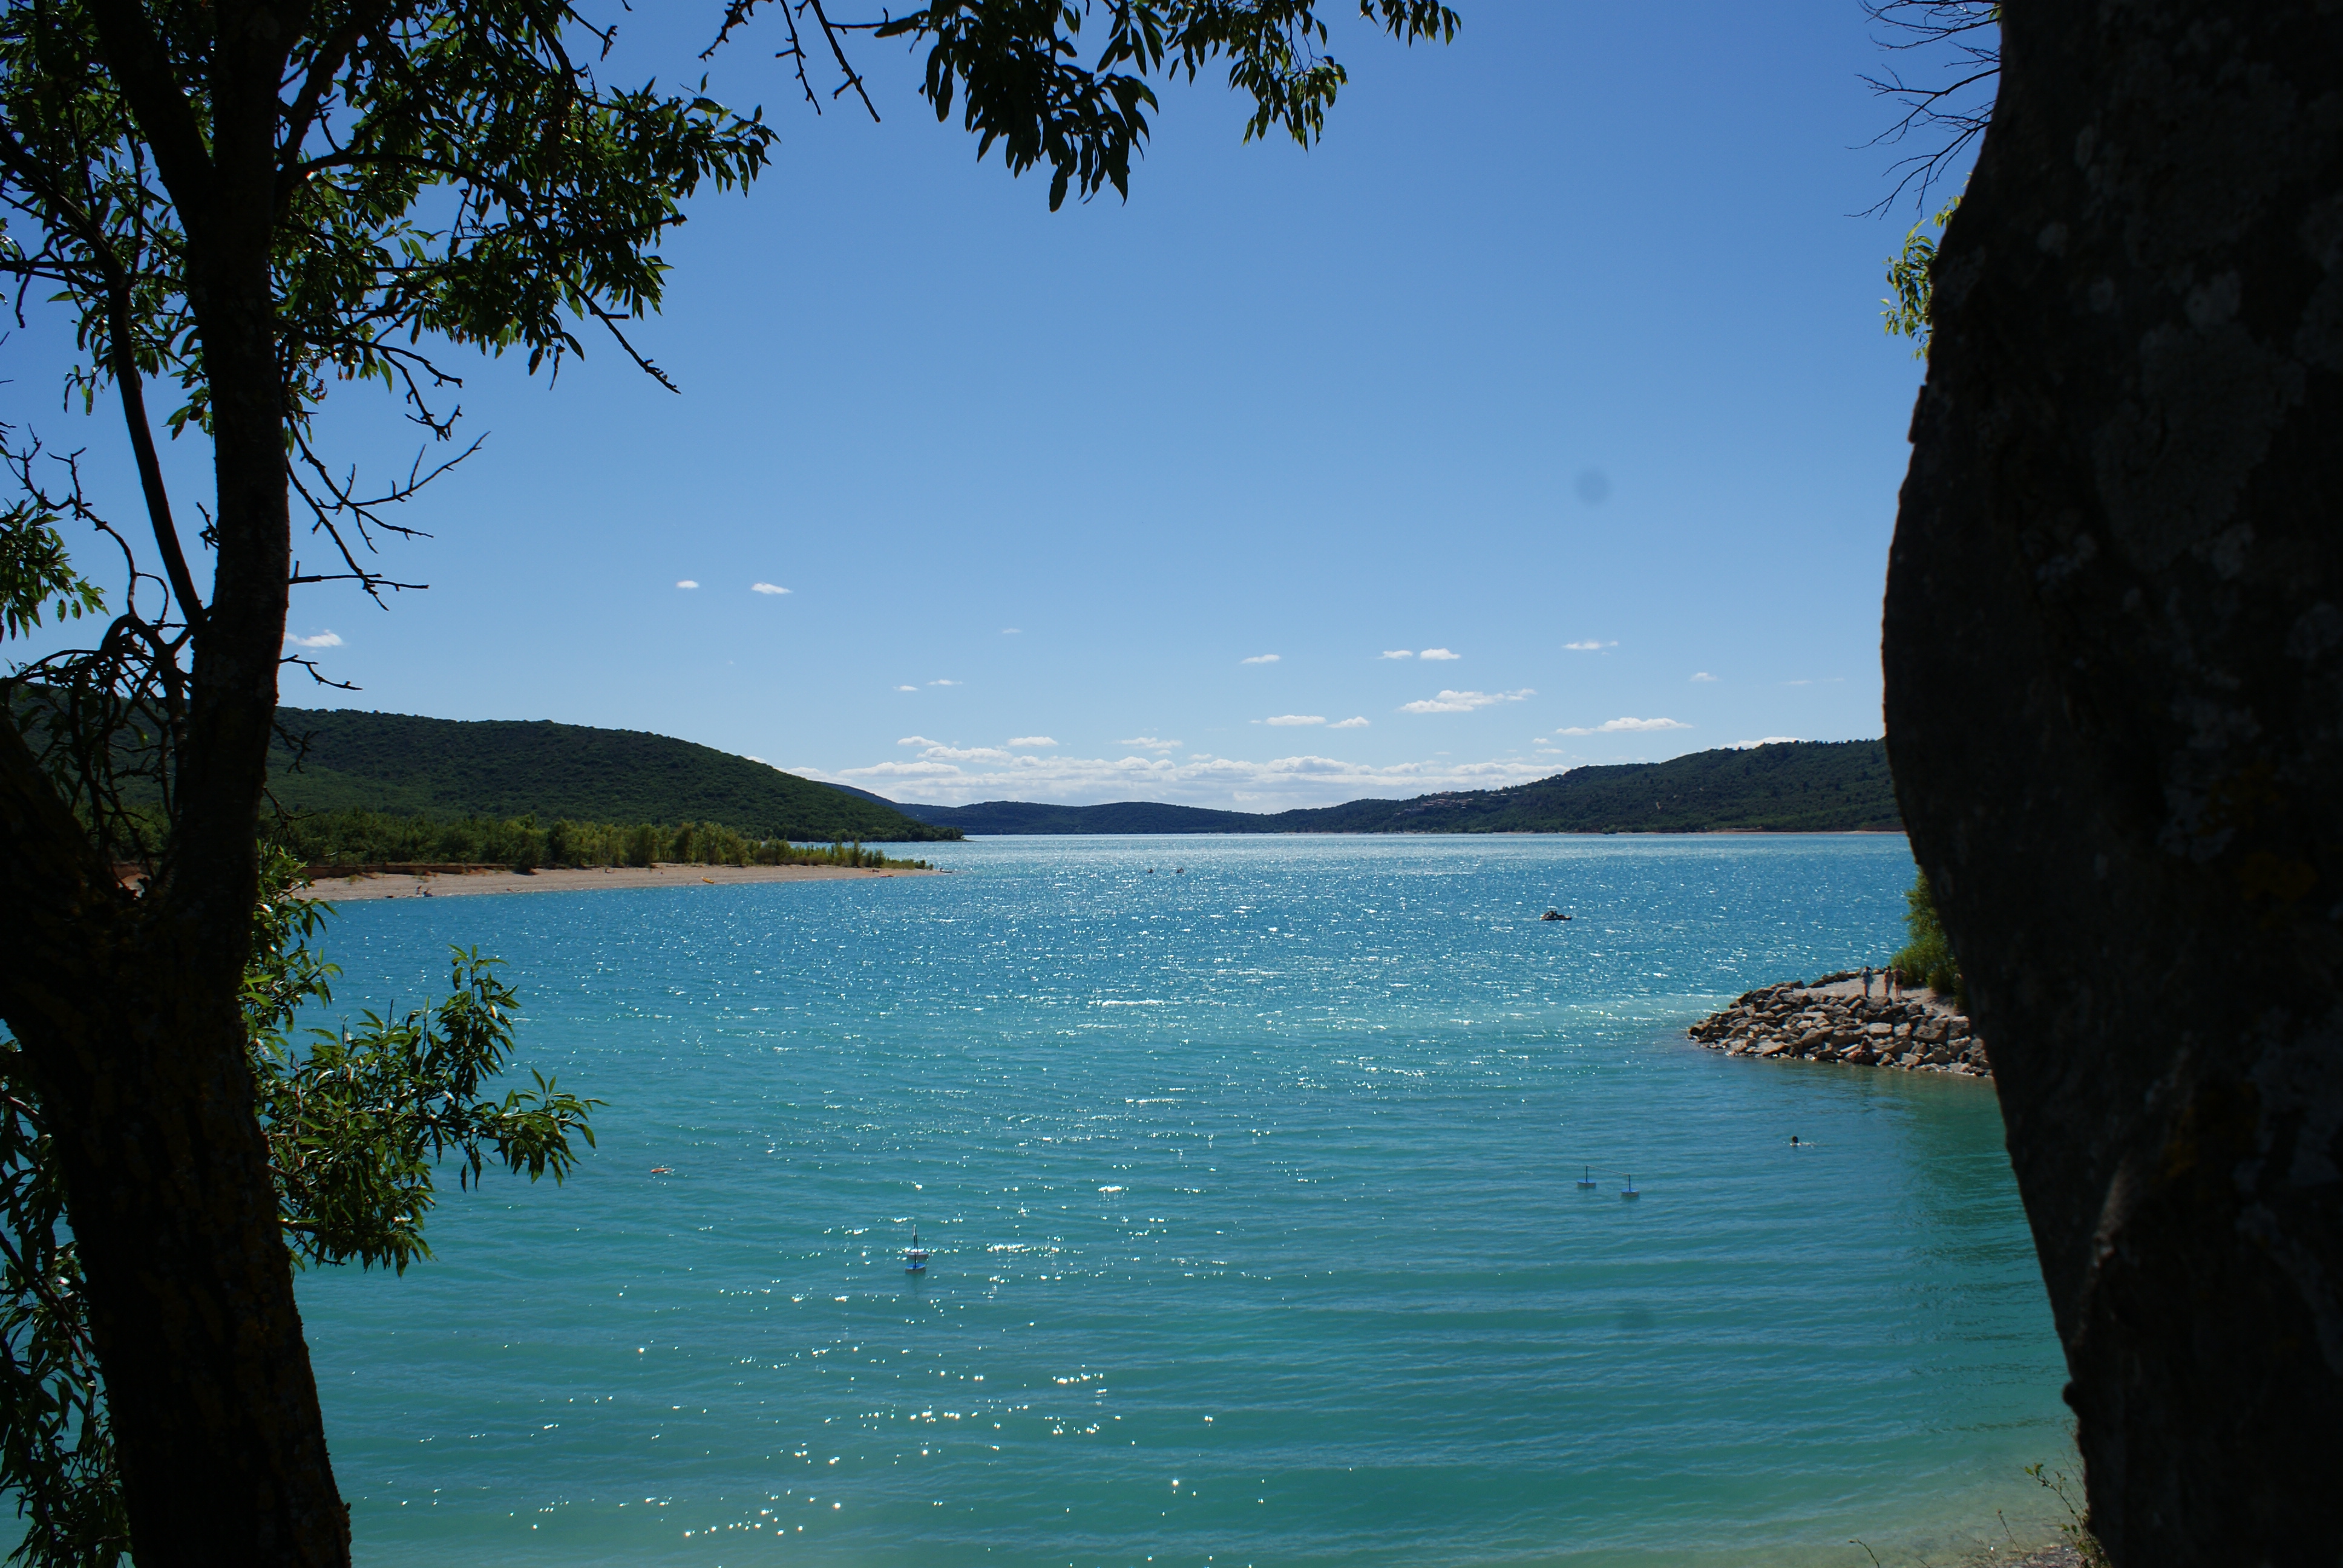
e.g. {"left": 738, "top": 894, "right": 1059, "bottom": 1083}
{"left": 1860, "top": 964, "right": 1875, "bottom": 1001}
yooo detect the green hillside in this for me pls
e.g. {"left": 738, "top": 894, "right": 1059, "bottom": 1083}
{"left": 899, "top": 740, "right": 1899, "bottom": 834}
{"left": 1293, "top": 738, "right": 1900, "bottom": 832}
{"left": 269, "top": 708, "right": 957, "bottom": 841}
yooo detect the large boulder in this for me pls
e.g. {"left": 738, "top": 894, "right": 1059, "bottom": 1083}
{"left": 1883, "top": 4, "right": 2343, "bottom": 1561}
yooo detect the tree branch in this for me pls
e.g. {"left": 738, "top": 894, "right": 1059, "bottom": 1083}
{"left": 276, "top": 0, "right": 411, "bottom": 212}
{"left": 0, "top": 125, "right": 206, "bottom": 633}
{"left": 79, "top": 0, "right": 220, "bottom": 230}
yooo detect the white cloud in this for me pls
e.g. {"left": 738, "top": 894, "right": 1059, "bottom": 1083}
{"left": 752, "top": 582, "right": 791, "bottom": 595}
{"left": 894, "top": 685, "right": 918, "bottom": 692}
{"left": 283, "top": 631, "right": 342, "bottom": 649}
{"left": 928, "top": 679, "right": 961, "bottom": 687}
{"left": 1564, "top": 639, "right": 1616, "bottom": 652}
{"left": 1265, "top": 714, "right": 1326, "bottom": 727}
{"left": 1331, "top": 716, "right": 1371, "bottom": 729}
{"left": 1400, "top": 688, "right": 1535, "bottom": 714}
{"left": 675, "top": 580, "right": 700, "bottom": 589}
{"left": 1008, "top": 736, "right": 1057, "bottom": 748}
{"left": 1784, "top": 678, "right": 1812, "bottom": 686}
{"left": 799, "top": 745, "right": 1564, "bottom": 809}
{"left": 1419, "top": 647, "right": 1461, "bottom": 661}
{"left": 1554, "top": 716, "right": 1692, "bottom": 736}
{"left": 1378, "top": 650, "right": 1414, "bottom": 660}
{"left": 898, "top": 734, "right": 945, "bottom": 747}
{"left": 1001, "top": 627, "right": 1021, "bottom": 635}
{"left": 1118, "top": 736, "right": 1180, "bottom": 753}
{"left": 1730, "top": 736, "right": 1806, "bottom": 749}
{"left": 1691, "top": 671, "right": 1719, "bottom": 682}
{"left": 1240, "top": 653, "right": 1280, "bottom": 664}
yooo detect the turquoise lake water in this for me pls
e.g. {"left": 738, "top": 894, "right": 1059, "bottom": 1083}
{"left": 293, "top": 835, "right": 2075, "bottom": 1567}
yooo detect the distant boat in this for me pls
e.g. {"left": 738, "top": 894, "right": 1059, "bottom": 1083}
{"left": 1620, "top": 1175, "right": 1640, "bottom": 1200}
{"left": 1541, "top": 909, "right": 1570, "bottom": 922}
{"left": 1576, "top": 1165, "right": 1598, "bottom": 1189}
{"left": 904, "top": 1225, "right": 931, "bottom": 1273}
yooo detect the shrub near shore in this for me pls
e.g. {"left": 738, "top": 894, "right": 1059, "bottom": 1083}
{"left": 1892, "top": 871, "right": 1963, "bottom": 999}
{"left": 271, "top": 809, "right": 932, "bottom": 872}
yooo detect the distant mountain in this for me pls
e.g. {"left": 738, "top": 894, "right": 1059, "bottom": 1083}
{"left": 893, "top": 800, "right": 1267, "bottom": 834}
{"left": 822, "top": 780, "right": 925, "bottom": 811}
{"left": 268, "top": 708, "right": 958, "bottom": 841}
{"left": 894, "top": 740, "right": 1899, "bottom": 834}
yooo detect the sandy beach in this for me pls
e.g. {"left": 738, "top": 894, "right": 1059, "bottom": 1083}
{"left": 294, "top": 862, "right": 945, "bottom": 901}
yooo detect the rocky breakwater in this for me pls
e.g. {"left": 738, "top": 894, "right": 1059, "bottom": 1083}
{"left": 1688, "top": 976, "right": 1991, "bottom": 1078}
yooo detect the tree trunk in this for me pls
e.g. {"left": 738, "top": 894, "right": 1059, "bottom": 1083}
{"left": 1884, "top": 4, "right": 2343, "bottom": 1563}
{"left": 1, "top": 724, "right": 349, "bottom": 1566}
{"left": 0, "top": 8, "right": 349, "bottom": 1557}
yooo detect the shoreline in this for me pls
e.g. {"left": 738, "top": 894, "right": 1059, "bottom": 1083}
{"left": 1688, "top": 972, "right": 1990, "bottom": 1077}
{"left": 293, "top": 862, "right": 945, "bottom": 901}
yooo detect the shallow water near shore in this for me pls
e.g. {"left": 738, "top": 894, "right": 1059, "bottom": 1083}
{"left": 296, "top": 834, "right": 2074, "bottom": 1567}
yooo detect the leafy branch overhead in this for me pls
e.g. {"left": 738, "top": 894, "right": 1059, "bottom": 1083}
{"left": 245, "top": 872, "right": 598, "bottom": 1275}
{"left": 716, "top": 0, "right": 1460, "bottom": 209}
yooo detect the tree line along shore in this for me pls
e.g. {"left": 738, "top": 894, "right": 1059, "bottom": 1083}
{"left": 266, "top": 809, "right": 935, "bottom": 873}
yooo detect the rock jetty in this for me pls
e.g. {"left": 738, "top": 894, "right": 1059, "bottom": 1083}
{"left": 1686, "top": 975, "right": 1991, "bottom": 1078}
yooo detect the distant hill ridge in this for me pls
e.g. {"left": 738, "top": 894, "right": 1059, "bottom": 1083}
{"left": 268, "top": 708, "right": 958, "bottom": 841}
{"left": 888, "top": 740, "right": 1899, "bottom": 834}
{"left": 257, "top": 711, "right": 1893, "bottom": 838}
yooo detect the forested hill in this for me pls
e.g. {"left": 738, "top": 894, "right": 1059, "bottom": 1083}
{"left": 269, "top": 708, "right": 957, "bottom": 841}
{"left": 894, "top": 740, "right": 1899, "bottom": 834}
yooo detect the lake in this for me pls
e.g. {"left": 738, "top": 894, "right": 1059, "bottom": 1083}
{"left": 294, "top": 834, "right": 2075, "bottom": 1567}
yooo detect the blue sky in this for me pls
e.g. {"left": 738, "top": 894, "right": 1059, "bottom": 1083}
{"left": 4, "top": 4, "right": 1969, "bottom": 809}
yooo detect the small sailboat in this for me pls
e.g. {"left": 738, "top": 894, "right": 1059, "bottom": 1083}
{"left": 903, "top": 1225, "right": 931, "bottom": 1274}
{"left": 1619, "top": 1175, "right": 1640, "bottom": 1200}
{"left": 1575, "top": 1165, "right": 1598, "bottom": 1189}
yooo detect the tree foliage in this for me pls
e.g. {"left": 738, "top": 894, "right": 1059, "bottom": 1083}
{"left": 0, "top": 482, "right": 102, "bottom": 642}
{"left": 1881, "top": 195, "right": 1956, "bottom": 356}
{"left": 1889, "top": 867, "right": 1962, "bottom": 999}
{"left": 716, "top": 0, "right": 1459, "bottom": 209}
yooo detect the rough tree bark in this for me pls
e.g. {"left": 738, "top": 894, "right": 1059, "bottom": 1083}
{"left": 1884, "top": 4, "right": 2343, "bottom": 1564}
